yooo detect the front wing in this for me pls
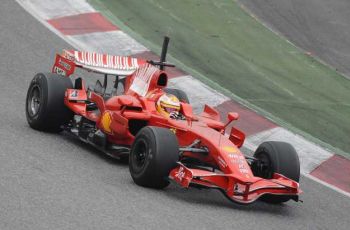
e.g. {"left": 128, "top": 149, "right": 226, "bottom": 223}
{"left": 169, "top": 163, "right": 301, "bottom": 204}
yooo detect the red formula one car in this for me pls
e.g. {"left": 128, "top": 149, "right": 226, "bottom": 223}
{"left": 26, "top": 37, "right": 301, "bottom": 204}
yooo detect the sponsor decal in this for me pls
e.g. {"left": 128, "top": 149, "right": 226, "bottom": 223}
{"left": 101, "top": 112, "right": 112, "bottom": 134}
{"left": 53, "top": 66, "right": 66, "bottom": 76}
{"left": 129, "top": 64, "right": 158, "bottom": 96}
{"left": 228, "top": 154, "right": 244, "bottom": 160}
{"left": 52, "top": 54, "right": 75, "bottom": 76}
{"left": 170, "top": 128, "right": 177, "bottom": 134}
{"left": 222, "top": 145, "right": 240, "bottom": 158}
{"left": 217, "top": 156, "right": 227, "bottom": 168}
{"left": 228, "top": 154, "right": 250, "bottom": 176}
{"left": 233, "top": 183, "right": 249, "bottom": 193}
{"left": 74, "top": 51, "right": 140, "bottom": 70}
{"left": 59, "top": 58, "right": 71, "bottom": 70}
{"left": 62, "top": 50, "right": 75, "bottom": 61}
{"left": 175, "top": 166, "right": 185, "bottom": 182}
{"left": 222, "top": 146, "right": 238, "bottom": 153}
{"left": 240, "top": 169, "right": 250, "bottom": 174}
{"left": 234, "top": 183, "right": 239, "bottom": 193}
{"left": 69, "top": 90, "right": 78, "bottom": 98}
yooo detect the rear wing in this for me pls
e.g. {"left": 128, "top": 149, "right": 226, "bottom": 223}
{"left": 52, "top": 50, "right": 146, "bottom": 77}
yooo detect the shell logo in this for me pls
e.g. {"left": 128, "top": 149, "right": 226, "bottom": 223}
{"left": 170, "top": 128, "right": 177, "bottom": 134}
{"left": 101, "top": 112, "right": 112, "bottom": 134}
{"left": 222, "top": 146, "right": 238, "bottom": 154}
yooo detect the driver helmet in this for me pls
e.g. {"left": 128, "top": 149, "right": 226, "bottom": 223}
{"left": 156, "top": 93, "right": 181, "bottom": 118}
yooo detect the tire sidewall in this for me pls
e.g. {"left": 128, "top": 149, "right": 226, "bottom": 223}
{"left": 26, "top": 74, "right": 49, "bottom": 127}
{"left": 129, "top": 130, "right": 155, "bottom": 180}
{"left": 253, "top": 141, "right": 300, "bottom": 203}
{"left": 25, "top": 73, "right": 73, "bottom": 131}
{"left": 129, "top": 126, "right": 179, "bottom": 188}
{"left": 254, "top": 141, "right": 300, "bottom": 182}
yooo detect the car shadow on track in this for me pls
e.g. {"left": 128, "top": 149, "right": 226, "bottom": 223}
{"left": 162, "top": 184, "right": 297, "bottom": 215}
{"left": 59, "top": 131, "right": 297, "bottom": 215}
{"left": 60, "top": 132, "right": 129, "bottom": 166}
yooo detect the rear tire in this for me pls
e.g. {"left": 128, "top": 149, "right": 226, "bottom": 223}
{"left": 252, "top": 141, "right": 300, "bottom": 204}
{"left": 25, "top": 73, "right": 73, "bottom": 132}
{"left": 164, "top": 88, "right": 190, "bottom": 104}
{"left": 129, "top": 126, "right": 179, "bottom": 189}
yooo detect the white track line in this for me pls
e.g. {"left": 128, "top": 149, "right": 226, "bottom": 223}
{"left": 305, "top": 174, "right": 350, "bottom": 198}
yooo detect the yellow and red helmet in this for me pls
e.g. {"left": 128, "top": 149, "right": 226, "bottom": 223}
{"left": 156, "top": 94, "right": 181, "bottom": 118}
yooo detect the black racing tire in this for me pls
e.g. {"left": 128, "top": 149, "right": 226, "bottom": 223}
{"left": 253, "top": 141, "right": 300, "bottom": 204}
{"left": 129, "top": 126, "right": 179, "bottom": 189}
{"left": 25, "top": 73, "right": 73, "bottom": 132}
{"left": 164, "top": 88, "right": 190, "bottom": 104}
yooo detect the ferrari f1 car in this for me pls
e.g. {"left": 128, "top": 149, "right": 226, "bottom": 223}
{"left": 26, "top": 37, "right": 301, "bottom": 204}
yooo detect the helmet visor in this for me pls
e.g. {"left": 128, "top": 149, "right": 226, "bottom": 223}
{"left": 164, "top": 107, "right": 179, "bottom": 114}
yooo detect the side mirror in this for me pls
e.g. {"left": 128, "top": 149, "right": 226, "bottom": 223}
{"left": 227, "top": 112, "right": 239, "bottom": 122}
{"left": 222, "top": 112, "right": 239, "bottom": 132}
{"left": 181, "top": 103, "right": 198, "bottom": 124}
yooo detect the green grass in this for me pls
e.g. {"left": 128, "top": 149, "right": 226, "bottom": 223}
{"left": 89, "top": 0, "right": 350, "bottom": 155}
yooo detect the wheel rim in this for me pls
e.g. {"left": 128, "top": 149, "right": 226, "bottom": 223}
{"left": 132, "top": 139, "right": 150, "bottom": 173}
{"left": 256, "top": 153, "right": 273, "bottom": 179}
{"left": 27, "top": 85, "right": 41, "bottom": 117}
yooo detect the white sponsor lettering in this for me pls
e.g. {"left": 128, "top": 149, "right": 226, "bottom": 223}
{"left": 53, "top": 66, "right": 66, "bottom": 76}
{"left": 217, "top": 156, "right": 227, "bottom": 168}
{"left": 129, "top": 64, "right": 158, "bottom": 96}
{"left": 72, "top": 51, "right": 140, "bottom": 70}
{"left": 175, "top": 166, "right": 185, "bottom": 182}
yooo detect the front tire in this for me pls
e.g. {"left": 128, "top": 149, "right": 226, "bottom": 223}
{"left": 252, "top": 141, "right": 300, "bottom": 204}
{"left": 25, "top": 73, "right": 73, "bottom": 132}
{"left": 129, "top": 126, "right": 179, "bottom": 189}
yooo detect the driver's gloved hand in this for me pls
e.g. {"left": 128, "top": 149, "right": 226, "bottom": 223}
{"left": 169, "top": 111, "right": 185, "bottom": 120}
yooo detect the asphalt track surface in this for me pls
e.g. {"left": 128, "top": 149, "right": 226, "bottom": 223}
{"left": 240, "top": 0, "right": 350, "bottom": 80}
{"left": 0, "top": 1, "right": 349, "bottom": 229}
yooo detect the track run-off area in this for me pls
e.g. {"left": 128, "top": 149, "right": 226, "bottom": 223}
{"left": 0, "top": 0, "right": 349, "bottom": 229}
